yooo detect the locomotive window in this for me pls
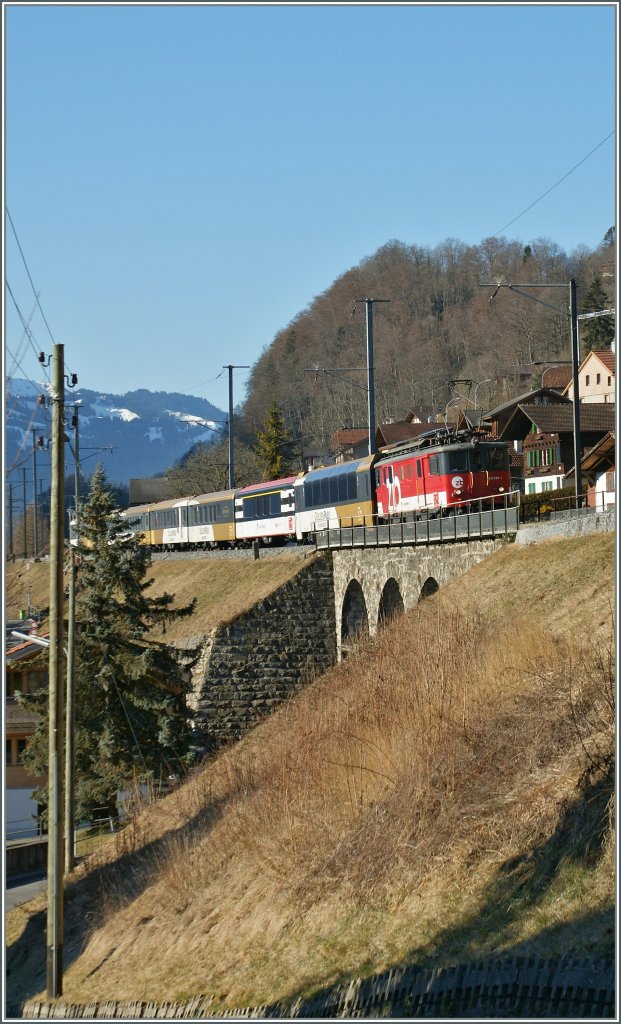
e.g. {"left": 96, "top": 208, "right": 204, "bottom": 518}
{"left": 429, "top": 456, "right": 440, "bottom": 475}
{"left": 417, "top": 461, "right": 422, "bottom": 478}
{"left": 320, "top": 478, "right": 330, "bottom": 504}
{"left": 405, "top": 464, "right": 413, "bottom": 480}
{"left": 398, "top": 465, "right": 405, "bottom": 481}
{"left": 338, "top": 474, "right": 348, "bottom": 501}
{"left": 348, "top": 474, "right": 357, "bottom": 500}
{"left": 329, "top": 477, "right": 338, "bottom": 503}
{"left": 443, "top": 450, "right": 471, "bottom": 473}
{"left": 485, "top": 447, "right": 509, "bottom": 470}
{"left": 312, "top": 480, "right": 321, "bottom": 506}
{"left": 375, "top": 470, "right": 381, "bottom": 488}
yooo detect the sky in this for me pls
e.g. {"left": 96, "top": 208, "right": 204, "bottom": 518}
{"left": 4, "top": 2, "right": 618, "bottom": 416}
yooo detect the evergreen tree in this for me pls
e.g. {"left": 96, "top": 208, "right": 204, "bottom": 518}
{"left": 580, "top": 276, "right": 615, "bottom": 353}
{"left": 20, "top": 465, "right": 198, "bottom": 821}
{"left": 254, "top": 401, "right": 293, "bottom": 480}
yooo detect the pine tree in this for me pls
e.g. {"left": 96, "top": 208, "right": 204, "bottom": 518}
{"left": 20, "top": 465, "right": 198, "bottom": 821}
{"left": 254, "top": 401, "right": 293, "bottom": 480}
{"left": 580, "top": 276, "right": 615, "bottom": 353}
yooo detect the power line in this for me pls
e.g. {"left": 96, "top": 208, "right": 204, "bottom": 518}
{"left": 493, "top": 130, "right": 615, "bottom": 238}
{"left": 7, "top": 207, "right": 57, "bottom": 347}
{"left": 6, "top": 280, "right": 50, "bottom": 377}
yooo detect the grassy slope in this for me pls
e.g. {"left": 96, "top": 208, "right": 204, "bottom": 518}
{"left": 6, "top": 532, "right": 615, "bottom": 1012}
{"left": 4, "top": 550, "right": 314, "bottom": 640}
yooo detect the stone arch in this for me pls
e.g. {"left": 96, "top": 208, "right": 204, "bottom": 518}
{"left": 341, "top": 579, "right": 369, "bottom": 654}
{"left": 419, "top": 576, "right": 439, "bottom": 601}
{"left": 378, "top": 577, "right": 405, "bottom": 627}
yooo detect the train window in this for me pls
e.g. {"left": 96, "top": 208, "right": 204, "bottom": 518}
{"left": 320, "top": 478, "right": 330, "bottom": 504}
{"left": 271, "top": 493, "right": 281, "bottom": 515}
{"left": 398, "top": 465, "right": 405, "bottom": 481}
{"left": 338, "top": 474, "right": 348, "bottom": 501}
{"left": 443, "top": 450, "right": 471, "bottom": 473}
{"left": 329, "top": 477, "right": 338, "bottom": 503}
{"left": 485, "top": 447, "right": 509, "bottom": 470}
{"left": 405, "top": 463, "right": 413, "bottom": 480}
{"left": 429, "top": 456, "right": 440, "bottom": 475}
{"left": 312, "top": 480, "right": 321, "bottom": 506}
{"left": 417, "top": 461, "right": 422, "bottom": 478}
{"left": 348, "top": 474, "right": 357, "bottom": 500}
{"left": 375, "top": 470, "right": 381, "bottom": 488}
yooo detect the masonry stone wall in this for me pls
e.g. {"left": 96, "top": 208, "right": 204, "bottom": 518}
{"left": 183, "top": 540, "right": 511, "bottom": 749}
{"left": 514, "top": 508, "right": 615, "bottom": 544}
{"left": 187, "top": 555, "right": 336, "bottom": 751}
{"left": 332, "top": 540, "right": 504, "bottom": 659}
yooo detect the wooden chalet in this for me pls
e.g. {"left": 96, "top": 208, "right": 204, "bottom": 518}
{"left": 496, "top": 403, "right": 616, "bottom": 495}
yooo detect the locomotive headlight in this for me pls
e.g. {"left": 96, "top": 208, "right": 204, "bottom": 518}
{"left": 454, "top": 489, "right": 462, "bottom": 495}
{"left": 498, "top": 487, "right": 505, "bottom": 492}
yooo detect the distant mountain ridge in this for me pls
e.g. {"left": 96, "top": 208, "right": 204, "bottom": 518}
{"left": 5, "top": 379, "right": 225, "bottom": 488}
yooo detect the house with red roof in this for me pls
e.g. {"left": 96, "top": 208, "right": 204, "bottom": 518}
{"left": 563, "top": 349, "right": 615, "bottom": 404}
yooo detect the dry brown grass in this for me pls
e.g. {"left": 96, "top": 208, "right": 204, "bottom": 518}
{"left": 5, "top": 532, "right": 615, "bottom": 1011}
{"left": 4, "top": 551, "right": 313, "bottom": 641}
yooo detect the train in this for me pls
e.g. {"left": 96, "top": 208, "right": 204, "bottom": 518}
{"left": 108, "top": 427, "right": 514, "bottom": 552}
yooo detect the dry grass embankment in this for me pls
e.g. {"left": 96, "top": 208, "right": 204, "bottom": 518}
{"left": 4, "top": 550, "right": 313, "bottom": 640}
{"left": 6, "top": 533, "right": 615, "bottom": 1012}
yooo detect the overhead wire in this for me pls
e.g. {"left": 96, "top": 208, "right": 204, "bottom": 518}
{"left": 7, "top": 206, "right": 57, "bottom": 347}
{"left": 492, "top": 130, "right": 615, "bottom": 239}
{"left": 6, "top": 208, "right": 78, "bottom": 380}
{"left": 6, "top": 281, "right": 50, "bottom": 378}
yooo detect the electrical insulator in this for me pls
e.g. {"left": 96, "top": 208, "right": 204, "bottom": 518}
{"left": 37, "top": 436, "right": 45, "bottom": 448}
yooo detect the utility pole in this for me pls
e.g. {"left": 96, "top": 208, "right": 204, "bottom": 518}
{"left": 8, "top": 484, "right": 14, "bottom": 559}
{"left": 223, "top": 365, "right": 249, "bottom": 489}
{"left": 355, "top": 298, "right": 390, "bottom": 456}
{"left": 32, "top": 429, "right": 39, "bottom": 558}
{"left": 65, "top": 403, "right": 80, "bottom": 873}
{"left": 481, "top": 280, "right": 584, "bottom": 506}
{"left": 568, "top": 280, "right": 582, "bottom": 502}
{"left": 22, "top": 468, "right": 28, "bottom": 558}
{"left": 44, "top": 343, "right": 66, "bottom": 998}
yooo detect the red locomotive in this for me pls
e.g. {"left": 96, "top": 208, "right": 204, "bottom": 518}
{"left": 373, "top": 428, "right": 511, "bottom": 521}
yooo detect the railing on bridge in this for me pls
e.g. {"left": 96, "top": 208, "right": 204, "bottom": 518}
{"left": 520, "top": 488, "right": 612, "bottom": 524}
{"left": 313, "top": 492, "right": 520, "bottom": 551}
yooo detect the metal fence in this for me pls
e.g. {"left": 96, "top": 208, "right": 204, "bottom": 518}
{"left": 520, "top": 489, "right": 612, "bottom": 523}
{"left": 314, "top": 494, "right": 520, "bottom": 551}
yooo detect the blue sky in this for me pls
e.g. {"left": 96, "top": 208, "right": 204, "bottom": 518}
{"left": 4, "top": 3, "right": 617, "bottom": 414}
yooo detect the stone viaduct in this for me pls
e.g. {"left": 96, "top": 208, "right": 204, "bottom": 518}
{"left": 332, "top": 539, "right": 503, "bottom": 659}
{"left": 185, "top": 538, "right": 505, "bottom": 751}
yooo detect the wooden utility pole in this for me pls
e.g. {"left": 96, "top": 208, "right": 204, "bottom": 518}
{"left": 47, "top": 343, "right": 65, "bottom": 998}
{"left": 32, "top": 429, "right": 39, "bottom": 558}
{"left": 65, "top": 404, "right": 80, "bottom": 873}
{"left": 22, "top": 468, "right": 28, "bottom": 558}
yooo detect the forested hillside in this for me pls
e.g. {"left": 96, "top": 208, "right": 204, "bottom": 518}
{"left": 240, "top": 233, "right": 615, "bottom": 446}
{"left": 166, "top": 230, "right": 615, "bottom": 495}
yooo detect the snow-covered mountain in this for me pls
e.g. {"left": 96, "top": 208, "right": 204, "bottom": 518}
{"left": 5, "top": 379, "right": 225, "bottom": 488}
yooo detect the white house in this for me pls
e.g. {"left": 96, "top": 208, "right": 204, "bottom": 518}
{"left": 563, "top": 349, "right": 615, "bottom": 405}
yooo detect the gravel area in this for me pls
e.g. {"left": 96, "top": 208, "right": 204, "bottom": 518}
{"left": 152, "top": 543, "right": 316, "bottom": 561}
